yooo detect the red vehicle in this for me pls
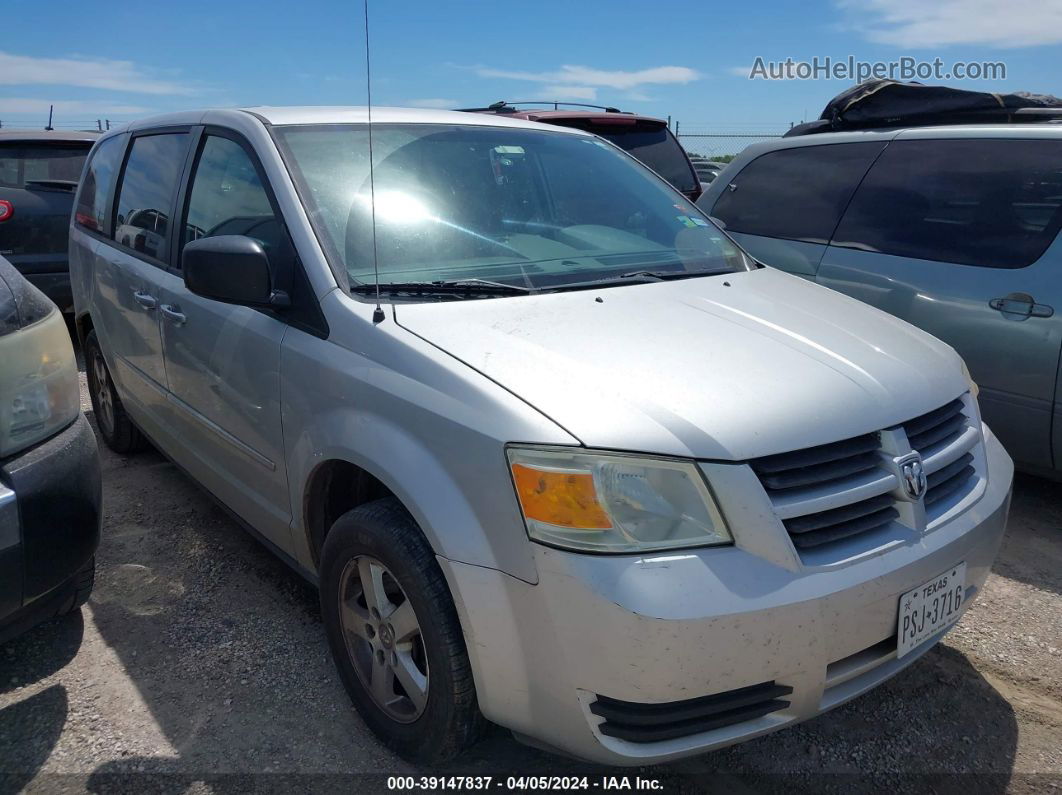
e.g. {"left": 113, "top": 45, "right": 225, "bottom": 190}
{"left": 459, "top": 102, "right": 701, "bottom": 201}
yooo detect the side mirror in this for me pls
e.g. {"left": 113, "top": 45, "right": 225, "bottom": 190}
{"left": 182, "top": 235, "right": 288, "bottom": 308}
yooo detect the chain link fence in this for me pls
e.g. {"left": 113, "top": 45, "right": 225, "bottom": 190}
{"left": 675, "top": 126, "right": 788, "bottom": 162}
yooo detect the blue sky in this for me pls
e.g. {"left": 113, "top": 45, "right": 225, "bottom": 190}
{"left": 2, "top": 0, "right": 1061, "bottom": 134}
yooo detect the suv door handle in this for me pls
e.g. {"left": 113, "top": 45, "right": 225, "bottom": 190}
{"left": 159, "top": 304, "right": 187, "bottom": 326}
{"left": 132, "top": 290, "right": 157, "bottom": 311}
{"left": 989, "top": 293, "right": 1054, "bottom": 319}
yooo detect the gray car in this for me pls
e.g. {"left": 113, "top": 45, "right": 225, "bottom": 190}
{"left": 70, "top": 107, "right": 1012, "bottom": 765}
{"left": 697, "top": 126, "right": 1062, "bottom": 477}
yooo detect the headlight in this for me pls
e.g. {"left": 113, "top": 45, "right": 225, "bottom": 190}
{"left": 506, "top": 446, "right": 732, "bottom": 553}
{"left": 960, "top": 358, "right": 979, "bottom": 398}
{"left": 0, "top": 309, "right": 79, "bottom": 457}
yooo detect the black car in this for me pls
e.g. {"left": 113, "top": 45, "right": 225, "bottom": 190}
{"left": 0, "top": 255, "right": 101, "bottom": 642}
{"left": 0, "top": 130, "right": 99, "bottom": 312}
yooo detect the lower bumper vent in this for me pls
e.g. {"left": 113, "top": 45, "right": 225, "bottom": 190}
{"left": 590, "top": 681, "right": 792, "bottom": 743}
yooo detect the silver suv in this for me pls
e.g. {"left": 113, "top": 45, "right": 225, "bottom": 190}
{"left": 70, "top": 107, "right": 1013, "bottom": 765}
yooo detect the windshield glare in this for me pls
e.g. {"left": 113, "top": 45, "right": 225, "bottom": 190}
{"left": 274, "top": 124, "right": 748, "bottom": 293}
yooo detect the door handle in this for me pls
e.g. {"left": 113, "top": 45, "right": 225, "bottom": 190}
{"left": 989, "top": 292, "right": 1054, "bottom": 319}
{"left": 159, "top": 304, "right": 187, "bottom": 326}
{"left": 132, "top": 290, "right": 157, "bottom": 311}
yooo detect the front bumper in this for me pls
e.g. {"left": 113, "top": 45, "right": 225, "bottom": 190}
{"left": 0, "top": 413, "right": 102, "bottom": 641}
{"left": 441, "top": 428, "right": 1013, "bottom": 765}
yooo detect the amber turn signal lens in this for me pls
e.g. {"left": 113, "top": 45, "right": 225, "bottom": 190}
{"left": 510, "top": 463, "right": 613, "bottom": 530}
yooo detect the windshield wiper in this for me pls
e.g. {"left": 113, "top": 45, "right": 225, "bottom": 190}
{"left": 351, "top": 279, "right": 533, "bottom": 297}
{"left": 620, "top": 269, "right": 732, "bottom": 281}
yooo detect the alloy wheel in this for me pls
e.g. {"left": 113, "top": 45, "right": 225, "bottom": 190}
{"left": 337, "top": 555, "right": 429, "bottom": 723}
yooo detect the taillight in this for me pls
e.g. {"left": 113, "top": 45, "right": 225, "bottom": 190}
{"left": 0, "top": 200, "right": 12, "bottom": 222}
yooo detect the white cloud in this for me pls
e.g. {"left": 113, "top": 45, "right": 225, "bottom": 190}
{"left": 475, "top": 64, "right": 699, "bottom": 90}
{"left": 838, "top": 0, "right": 1062, "bottom": 48}
{"left": 0, "top": 97, "right": 152, "bottom": 115}
{"left": 0, "top": 51, "right": 197, "bottom": 95}
{"left": 406, "top": 97, "right": 459, "bottom": 108}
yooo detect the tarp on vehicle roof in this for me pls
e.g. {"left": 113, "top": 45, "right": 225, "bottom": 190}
{"left": 784, "top": 79, "right": 1062, "bottom": 137}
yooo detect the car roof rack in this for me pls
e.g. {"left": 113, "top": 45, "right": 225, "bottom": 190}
{"left": 785, "top": 80, "right": 1062, "bottom": 137}
{"left": 456, "top": 101, "right": 629, "bottom": 114}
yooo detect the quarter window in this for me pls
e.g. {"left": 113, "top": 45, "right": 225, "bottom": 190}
{"left": 832, "top": 139, "right": 1062, "bottom": 269}
{"left": 182, "top": 135, "right": 288, "bottom": 267}
{"left": 74, "top": 137, "right": 124, "bottom": 233}
{"left": 112, "top": 133, "right": 188, "bottom": 261}
{"left": 710, "top": 142, "right": 886, "bottom": 243}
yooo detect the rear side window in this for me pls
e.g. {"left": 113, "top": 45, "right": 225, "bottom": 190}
{"left": 832, "top": 139, "right": 1062, "bottom": 269}
{"left": 74, "top": 136, "right": 124, "bottom": 232}
{"left": 0, "top": 144, "right": 88, "bottom": 189}
{"left": 711, "top": 142, "right": 886, "bottom": 243}
{"left": 592, "top": 126, "right": 698, "bottom": 193}
{"left": 112, "top": 133, "right": 189, "bottom": 262}
{"left": 182, "top": 135, "right": 290, "bottom": 266}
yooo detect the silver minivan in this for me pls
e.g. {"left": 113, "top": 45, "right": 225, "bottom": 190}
{"left": 70, "top": 107, "right": 1012, "bottom": 765}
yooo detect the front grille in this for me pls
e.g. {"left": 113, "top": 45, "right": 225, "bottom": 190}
{"left": 590, "top": 681, "right": 792, "bottom": 744}
{"left": 750, "top": 395, "right": 982, "bottom": 559}
{"left": 750, "top": 433, "right": 880, "bottom": 492}
{"left": 784, "top": 492, "right": 898, "bottom": 549}
{"left": 926, "top": 452, "right": 975, "bottom": 505}
{"left": 903, "top": 399, "right": 965, "bottom": 452}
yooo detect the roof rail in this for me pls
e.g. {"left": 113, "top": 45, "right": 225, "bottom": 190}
{"left": 456, "top": 100, "right": 628, "bottom": 114}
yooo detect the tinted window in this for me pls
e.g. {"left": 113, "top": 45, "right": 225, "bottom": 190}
{"left": 182, "top": 135, "right": 288, "bottom": 265}
{"left": 833, "top": 139, "right": 1062, "bottom": 269}
{"left": 711, "top": 142, "right": 886, "bottom": 243}
{"left": 0, "top": 144, "right": 88, "bottom": 188}
{"left": 592, "top": 126, "right": 698, "bottom": 193}
{"left": 113, "top": 133, "right": 188, "bottom": 261}
{"left": 75, "top": 136, "right": 124, "bottom": 233}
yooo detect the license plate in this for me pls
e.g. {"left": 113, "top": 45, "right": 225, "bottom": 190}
{"left": 897, "top": 562, "right": 966, "bottom": 658}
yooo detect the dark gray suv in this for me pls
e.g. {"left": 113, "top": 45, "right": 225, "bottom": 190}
{"left": 0, "top": 130, "right": 99, "bottom": 311}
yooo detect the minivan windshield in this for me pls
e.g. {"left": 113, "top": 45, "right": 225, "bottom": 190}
{"left": 274, "top": 124, "right": 747, "bottom": 295}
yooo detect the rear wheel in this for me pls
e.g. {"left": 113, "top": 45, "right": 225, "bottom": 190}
{"left": 84, "top": 330, "right": 147, "bottom": 454}
{"left": 320, "top": 498, "right": 485, "bottom": 762}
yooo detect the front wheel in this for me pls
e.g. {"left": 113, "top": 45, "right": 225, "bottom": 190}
{"left": 319, "top": 498, "right": 485, "bottom": 762}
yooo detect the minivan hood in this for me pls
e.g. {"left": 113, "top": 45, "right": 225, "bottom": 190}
{"left": 394, "top": 268, "right": 968, "bottom": 460}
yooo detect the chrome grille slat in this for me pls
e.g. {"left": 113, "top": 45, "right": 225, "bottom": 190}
{"left": 925, "top": 455, "right": 976, "bottom": 506}
{"left": 751, "top": 433, "right": 880, "bottom": 492}
{"left": 751, "top": 395, "right": 982, "bottom": 559}
{"left": 788, "top": 504, "right": 899, "bottom": 549}
{"left": 908, "top": 414, "right": 966, "bottom": 451}
{"left": 904, "top": 399, "right": 965, "bottom": 451}
{"left": 785, "top": 492, "right": 895, "bottom": 535}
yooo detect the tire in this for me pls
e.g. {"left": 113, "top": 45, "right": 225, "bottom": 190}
{"left": 320, "top": 498, "right": 485, "bottom": 762}
{"left": 58, "top": 556, "right": 95, "bottom": 615}
{"left": 84, "top": 330, "right": 148, "bottom": 454}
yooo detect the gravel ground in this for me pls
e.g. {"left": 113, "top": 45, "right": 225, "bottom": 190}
{"left": 0, "top": 367, "right": 1059, "bottom": 793}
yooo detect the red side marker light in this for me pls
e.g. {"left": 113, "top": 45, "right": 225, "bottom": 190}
{"left": 0, "top": 200, "right": 12, "bottom": 222}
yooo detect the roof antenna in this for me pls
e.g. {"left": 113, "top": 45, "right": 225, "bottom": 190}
{"left": 363, "top": 0, "right": 385, "bottom": 325}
